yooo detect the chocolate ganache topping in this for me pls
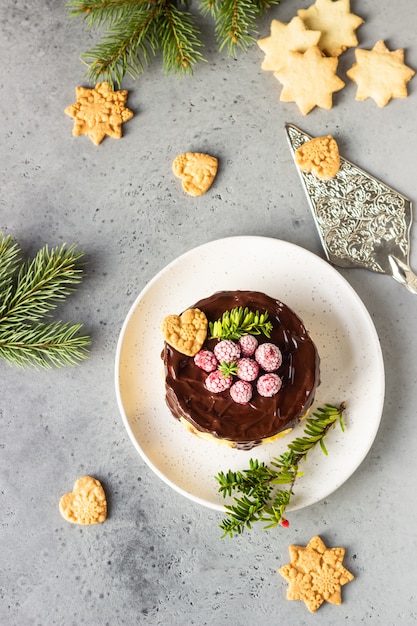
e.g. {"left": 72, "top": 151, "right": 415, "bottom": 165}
{"left": 162, "top": 291, "right": 320, "bottom": 450}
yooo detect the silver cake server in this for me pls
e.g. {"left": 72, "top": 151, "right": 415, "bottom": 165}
{"left": 285, "top": 123, "right": 417, "bottom": 294}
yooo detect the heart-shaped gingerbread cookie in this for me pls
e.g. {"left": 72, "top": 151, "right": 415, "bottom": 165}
{"left": 295, "top": 135, "right": 340, "bottom": 180}
{"left": 162, "top": 308, "right": 208, "bottom": 356}
{"left": 172, "top": 152, "right": 218, "bottom": 196}
{"left": 59, "top": 476, "right": 107, "bottom": 525}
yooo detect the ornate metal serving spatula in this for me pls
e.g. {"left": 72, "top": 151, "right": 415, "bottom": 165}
{"left": 285, "top": 123, "right": 417, "bottom": 294}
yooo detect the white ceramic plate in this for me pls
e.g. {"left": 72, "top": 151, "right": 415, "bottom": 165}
{"left": 115, "top": 237, "right": 385, "bottom": 511}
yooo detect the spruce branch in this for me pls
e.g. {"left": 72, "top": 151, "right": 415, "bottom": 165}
{"left": 74, "top": 4, "right": 162, "bottom": 85}
{"left": 216, "top": 403, "right": 346, "bottom": 538}
{"left": 0, "top": 234, "right": 90, "bottom": 369}
{"left": 159, "top": 3, "right": 205, "bottom": 74}
{"left": 0, "top": 322, "right": 90, "bottom": 370}
{"left": 0, "top": 235, "right": 20, "bottom": 303}
{"left": 68, "top": 0, "right": 205, "bottom": 86}
{"left": 0, "top": 243, "right": 84, "bottom": 327}
{"left": 201, "top": 0, "right": 270, "bottom": 55}
{"left": 67, "top": 0, "right": 282, "bottom": 85}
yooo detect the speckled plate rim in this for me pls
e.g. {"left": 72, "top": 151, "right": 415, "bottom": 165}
{"left": 115, "top": 236, "right": 385, "bottom": 512}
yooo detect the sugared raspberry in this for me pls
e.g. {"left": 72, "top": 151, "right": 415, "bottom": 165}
{"left": 205, "top": 370, "right": 233, "bottom": 393}
{"left": 214, "top": 340, "right": 241, "bottom": 363}
{"left": 236, "top": 358, "right": 259, "bottom": 382}
{"left": 238, "top": 334, "right": 258, "bottom": 357}
{"left": 230, "top": 380, "right": 253, "bottom": 404}
{"left": 255, "top": 342, "right": 282, "bottom": 372}
{"left": 257, "top": 373, "right": 282, "bottom": 397}
{"left": 194, "top": 350, "right": 218, "bottom": 372}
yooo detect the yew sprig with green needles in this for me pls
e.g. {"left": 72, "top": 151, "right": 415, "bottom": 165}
{"left": 216, "top": 402, "right": 346, "bottom": 538}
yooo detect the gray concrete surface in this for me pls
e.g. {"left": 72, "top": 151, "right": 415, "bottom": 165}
{"left": 1, "top": 0, "right": 417, "bottom": 624}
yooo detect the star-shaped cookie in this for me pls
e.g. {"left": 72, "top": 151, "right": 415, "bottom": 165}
{"left": 298, "top": 0, "right": 363, "bottom": 57}
{"left": 257, "top": 16, "right": 321, "bottom": 73}
{"left": 347, "top": 40, "right": 415, "bottom": 107}
{"left": 279, "top": 535, "right": 354, "bottom": 613}
{"left": 274, "top": 45, "right": 345, "bottom": 115}
{"left": 65, "top": 82, "right": 134, "bottom": 145}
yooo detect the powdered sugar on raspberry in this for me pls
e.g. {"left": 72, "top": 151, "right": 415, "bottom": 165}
{"left": 230, "top": 380, "right": 253, "bottom": 404}
{"left": 214, "top": 340, "right": 241, "bottom": 363}
{"left": 255, "top": 342, "right": 282, "bottom": 372}
{"left": 194, "top": 349, "right": 218, "bottom": 372}
{"left": 237, "top": 358, "right": 259, "bottom": 382}
{"left": 238, "top": 334, "right": 258, "bottom": 357}
{"left": 194, "top": 331, "right": 284, "bottom": 404}
{"left": 257, "top": 373, "right": 282, "bottom": 397}
{"left": 205, "top": 370, "right": 233, "bottom": 393}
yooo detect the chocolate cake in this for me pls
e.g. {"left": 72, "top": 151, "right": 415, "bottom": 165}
{"left": 162, "top": 290, "right": 320, "bottom": 450}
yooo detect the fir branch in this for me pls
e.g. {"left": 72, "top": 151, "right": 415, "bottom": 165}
{"left": 202, "top": 0, "right": 257, "bottom": 54}
{"left": 67, "top": 0, "right": 145, "bottom": 29}
{"left": 0, "top": 235, "right": 20, "bottom": 304}
{"left": 67, "top": 0, "right": 283, "bottom": 84}
{"left": 0, "top": 243, "right": 84, "bottom": 327}
{"left": 0, "top": 234, "right": 90, "bottom": 369}
{"left": 76, "top": 4, "right": 161, "bottom": 86}
{"left": 68, "top": 0, "right": 204, "bottom": 86}
{"left": 159, "top": 3, "right": 205, "bottom": 74}
{"left": 0, "top": 322, "right": 90, "bottom": 369}
{"left": 209, "top": 306, "right": 273, "bottom": 340}
{"left": 216, "top": 403, "right": 346, "bottom": 537}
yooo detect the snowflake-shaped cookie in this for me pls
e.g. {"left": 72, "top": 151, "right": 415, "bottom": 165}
{"left": 279, "top": 535, "right": 354, "bottom": 612}
{"left": 65, "top": 82, "right": 134, "bottom": 145}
